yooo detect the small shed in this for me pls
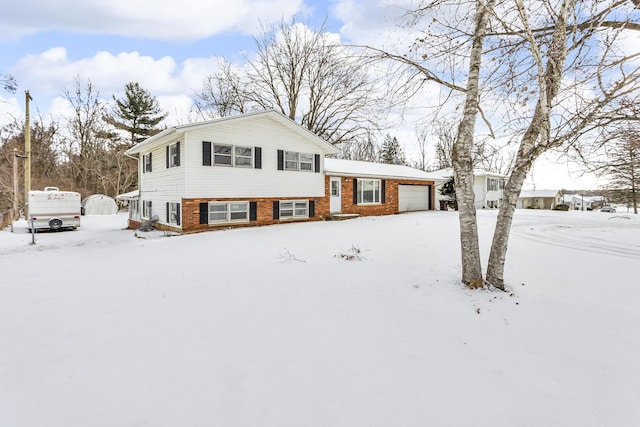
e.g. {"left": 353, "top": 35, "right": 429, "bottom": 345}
{"left": 81, "top": 194, "right": 118, "bottom": 215}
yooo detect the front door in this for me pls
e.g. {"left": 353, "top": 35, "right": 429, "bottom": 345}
{"left": 330, "top": 177, "right": 342, "bottom": 213}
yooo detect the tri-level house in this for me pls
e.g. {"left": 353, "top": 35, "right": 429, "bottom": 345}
{"left": 125, "top": 110, "right": 439, "bottom": 233}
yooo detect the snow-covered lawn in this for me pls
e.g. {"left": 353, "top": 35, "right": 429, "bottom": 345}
{"left": 1, "top": 210, "right": 639, "bottom": 427}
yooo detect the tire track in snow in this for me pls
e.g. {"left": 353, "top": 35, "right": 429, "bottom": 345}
{"left": 511, "top": 222, "right": 640, "bottom": 260}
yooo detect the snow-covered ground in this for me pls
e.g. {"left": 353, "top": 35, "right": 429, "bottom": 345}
{"left": 1, "top": 209, "right": 639, "bottom": 427}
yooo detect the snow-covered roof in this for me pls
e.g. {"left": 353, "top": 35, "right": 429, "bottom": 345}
{"left": 519, "top": 190, "right": 561, "bottom": 199}
{"left": 126, "top": 110, "right": 339, "bottom": 156}
{"left": 429, "top": 167, "right": 507, "bottom": 180}
{"left": 324, "top": 159, "right": 444, "bottom": 181}
{"left": 116, "top": 190, "right": 139, "bottom": 200}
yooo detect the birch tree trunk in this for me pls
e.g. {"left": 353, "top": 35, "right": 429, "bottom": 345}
{"left": 485, "top": 0, "right": 571, "bottom": 289}
{"left": 452, "top": 0, "right": 496, "bottom": 288}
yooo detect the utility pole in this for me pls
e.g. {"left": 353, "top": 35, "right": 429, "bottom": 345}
{"left": 13, "top": 148, "right": 19, "bottom": 219}
{"left": 24, "top": 91, "right": 32, "bottom": 215}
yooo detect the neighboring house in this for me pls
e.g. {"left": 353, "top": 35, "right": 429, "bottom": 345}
{"left": 124, "top": 110, "right": 441, "bottom": 234}
{"left": 562, "top": 194, "right": 604, "bottom": 211}
{"left": 432, "top": 168, "right": 507, "bottom": 210}
{"left": 517, "top": 190, "right": 562, "bottom": 210}
{"left": 324, "top": 159, "right": 441, "bottom": 216}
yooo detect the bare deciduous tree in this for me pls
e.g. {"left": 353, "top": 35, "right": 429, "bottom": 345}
{"left": 377, "top": 0, "right": 640, "bottom": 289}
{"left": 195, "top": 18, "right": 389, "bottom": 154}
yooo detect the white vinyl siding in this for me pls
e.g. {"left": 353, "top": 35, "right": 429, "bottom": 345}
{"left": 183, "top": 117, "right": 325, "bottom": 198}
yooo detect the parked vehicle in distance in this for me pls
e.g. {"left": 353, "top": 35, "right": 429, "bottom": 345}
{"left": 600, "top": 205, "right": 616, "bottom": 213}
{"left": 553, "top": 203, "right": 570, "bottom": 211}
{"left": 27, "top": 187, "right": 81, "bottom": 231}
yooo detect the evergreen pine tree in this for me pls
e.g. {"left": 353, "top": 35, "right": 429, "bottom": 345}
{"left": 379, "top": 134, "right": 406, "bottom": 165}
{"left": 440, "top": 176, "right": 457, "bottom": 210}
{"left": 107, "top": 82, "right": 167, "bottom": 147}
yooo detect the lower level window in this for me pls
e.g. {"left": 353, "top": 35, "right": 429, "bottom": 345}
{"left": 280, "top": 200, "right": 308, "bottom": 219}
{"left": 209, "top": 201, "right": 249, "bottom": 223}
{"left": 142, "top": 200, "right": 153, "bottom": 218}
{"left": 168, "top": 202, "right": 180, "bottom": 225}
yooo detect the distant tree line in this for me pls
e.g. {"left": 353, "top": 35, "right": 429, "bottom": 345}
{"left": 0, "top": 78, "right": 167, "bottom": 213}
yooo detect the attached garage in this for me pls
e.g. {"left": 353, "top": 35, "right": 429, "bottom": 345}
{"left": 399, "top": 185, "right": 430, "bottom": 212}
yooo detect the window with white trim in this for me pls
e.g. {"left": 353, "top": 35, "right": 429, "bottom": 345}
{"left": 142, "top": 200, "right": 153, "bottom": 218}
{"left": 285, "top": 151, "right": 313, "bottom": 171}
{"left": 211, "top": 144, "right": 253, "bottom": 167}
{"left": 168, "top": 202, "right": 180, "bottom": 225}
{"left": 208, "top": 201, "right": 249, "bottom": 223}
{"left": 234, "top": 146, "right": 253, "bottom": 167}
{"left": 331, "top": 179, "right": 340, "bottom": 196}
{"left": 357, "top": 179, "right": 381, "bottom": 204}
{"left": 280, "top": 200, "right": 308, "bottom": 219}
{"left": 143, "top": 153, "right": 152, "bottom": 172}
{"left": 168, "top": 142, "right": 180, "bottom": 167}
{"left": 213, "top": 144, "right": 232, "bottom": 166}
{"left": 487, "top": 178, "right": 499, "bottom": 191}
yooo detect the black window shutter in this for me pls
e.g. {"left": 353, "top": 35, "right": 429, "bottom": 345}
{"left": 381, "top": 180, "right": 386, "bottom": 204}
{"left": 314, "top": 154, "right": 320, "bottom": 173}
{"left": 176, "top": 203, "right": 181, "bottom": 225}
{"left": 353, "top": 179, "right": 358, "bottom": 204}
{"left": 254, "top": 147, "right": 262, "bottom": 169}
{"left": 199, "top": 202, "right": 208, "bottom": 224}
{"left": 203, "top": 141, "right": 212, "bottom": 166}
{"left": 176, "top": 142, "right": 181, "bottom": 166}
{"left": 166, "top": 202, "right": 169, "bottom": 223}
{"left": 273, "top": 201, "right": 280, "bottom": 219}
{"left": 249, "top": 202, "right": 257, "bottom": 221}
{"left": 309, "top": 201, "right": 315, "bottom": 217}
{"left": 166, "top": 146, "right": 170, "bottom": 168}
{"left": 149, "top": 152, "right": 152, "bottom": 172}
{"left": 277, "top": 150, "right": 284, "bottom": 170}
{"left": 142, "top": 156, "right": 145, "bottom": 174}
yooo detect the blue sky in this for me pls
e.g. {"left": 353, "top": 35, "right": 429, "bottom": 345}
{"left": 0, "top": 0, "right": 400, "bottom": 121}
{"left": 0, "top": 0, "right": 609, "bottom": 189}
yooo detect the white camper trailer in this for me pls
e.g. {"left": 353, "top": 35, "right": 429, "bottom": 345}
{"left": 27, "top": 187, "right": 81, "bottom": 231}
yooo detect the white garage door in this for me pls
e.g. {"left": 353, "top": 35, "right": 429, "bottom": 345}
{"left": 399, "top": 185, "right": 430, "bottom": 212}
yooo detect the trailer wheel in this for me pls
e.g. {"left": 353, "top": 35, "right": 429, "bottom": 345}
{"left": 49, "top": 218, "right": 63, "bottom": 230}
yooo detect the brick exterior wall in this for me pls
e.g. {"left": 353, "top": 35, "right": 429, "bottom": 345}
{"left": 180, "top": 195, "right": 329, "bottom": 233}
{"left": 126, "top": 177, "right": 435, "bottom": 233}
{"left": 326, "top": 175, "right": 435, "bottom": 216}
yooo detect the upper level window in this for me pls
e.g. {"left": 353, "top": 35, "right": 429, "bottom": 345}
{"left": 143, "top": 153, "right": 152, "bottom": 173}
{"left": 167, "top": 142, "right": 180, "bottom": 168}
{"left": 234, "top": 146, "right": 253, "bottom": 167}
{"left": 285, "top": 151, "right": 313, "bottom": 171}
{"left": 214, "top": 144, "right": 232, "bottom": 165}
{"left": 487, "top": 178, "right": 499, "bottom": 191}
{"left": 204, "top": 142, "right": 256, "bottom": 168}
{"left": 357, "top": 179, "right": 381, "bottom": 204}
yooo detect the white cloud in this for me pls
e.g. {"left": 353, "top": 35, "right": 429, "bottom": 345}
{"left": 0, "top": 96, "right": 21, "bottom": 127}
{"left": 0, "top": 0, "right": 306, "bottom": 41}
{"left": 8, "top": 47, "right": 225, "bottom": 124}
